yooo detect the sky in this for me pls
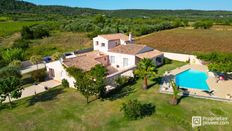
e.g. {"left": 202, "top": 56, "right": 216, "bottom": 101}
{"left": 24, "top": 0, "right": 232, "bottom": 11}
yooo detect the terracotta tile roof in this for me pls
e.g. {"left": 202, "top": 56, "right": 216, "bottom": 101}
{"left": 136, "top": 50, "right": 163, "bottom": 59}
{"left": 63, "top": 51, "right": 107, "bottom": 71}
{"left": 108, "top": 44, "right": 150, "bottom": 55}
{"left": 99, "top": 33, "right": 129, "bottom": 41}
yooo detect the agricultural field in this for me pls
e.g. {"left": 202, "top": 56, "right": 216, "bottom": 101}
{"left": 25, "top": 32, "right": 92, "bottom": 57}
{"left": 0, "top": 61, "right": 231, "bottom": 131}
{"left": 0, "top": 21, "right": 50, "bottom": 37}
{"left": 136, "top": 27, "right": 232, "bottom": 54}
{"left": 0, "top": 29, "right": 92, "bottom": 58}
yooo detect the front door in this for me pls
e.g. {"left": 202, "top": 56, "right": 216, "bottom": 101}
{"left": 48, "top": 68, "right": 55, "bottom": 78}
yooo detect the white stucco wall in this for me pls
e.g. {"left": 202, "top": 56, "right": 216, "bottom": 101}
{"left": 46, "top": 61, "right": 76, "bottom": 88}
{"left": 163, "top": 52, "right": 202, "bottom": 65}
{"left": 93, "top": 37, "right": 109, "bottom": 53}
{"left": 107, "top": 52, "right": 136, "bottom": 70}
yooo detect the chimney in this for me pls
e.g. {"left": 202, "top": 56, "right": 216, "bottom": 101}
{"left": 129, "top": 32, "right": 133, "bottom": 42}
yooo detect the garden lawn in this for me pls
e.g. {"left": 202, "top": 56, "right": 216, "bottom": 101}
{"left": 0, "top": 61, "right": 231, "bottom": 131}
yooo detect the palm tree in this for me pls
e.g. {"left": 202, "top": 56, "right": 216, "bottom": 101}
{"left": 170, "top": 80, "right": 180, "bottom": 105}
{"left": 135, "top": 58, "right": 156, "bottom": 90}
{"left": 30, "top": 55, "right": 42, "bottom": 70}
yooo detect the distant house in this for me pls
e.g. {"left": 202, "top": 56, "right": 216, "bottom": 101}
{"left": 46, "top": 33, "right": 164, "bottom": 88}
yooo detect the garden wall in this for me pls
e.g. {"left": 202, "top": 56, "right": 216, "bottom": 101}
{"left": 163, "top": 52, "right": 202, "bottom": 65}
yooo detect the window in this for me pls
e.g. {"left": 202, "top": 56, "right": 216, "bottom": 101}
{"left": 123, "top": 58, "right": 129, "bottom": 67}
{"left": 110, "top": 56, "right": 115, "bottom": 64}
{"left": 101, "top": 43, "right": 105, "bottom": 47}
{"left": 96, "top": 41, "right": 99, "bottom": 46}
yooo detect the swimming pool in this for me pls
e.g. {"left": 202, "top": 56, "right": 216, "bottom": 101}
{"left": 175, "top": 69, "right": 210, "bottom": 91}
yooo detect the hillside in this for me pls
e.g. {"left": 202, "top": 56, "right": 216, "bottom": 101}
{"left": 0, "top": 0, "right": 101, "bottom": 16}
{"left": 1, "top": 0, "right": 232, "bottom": 19}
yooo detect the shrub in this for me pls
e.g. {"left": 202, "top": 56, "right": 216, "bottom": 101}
{"left": 9, "top": 60, "right": 22, "bottom": 68}
{"left": 193, "top": 21, "right": 213, "bottom": 29}
{"left": 2, "top": 48, "right": 25, "bottom": 63}
{"left": 12, "top": 39, "right": 30, "bottom": 49}
{"left": 31, "top": 69, "right": 47, "bottom": 82}
{"left": 62, "top": 79, "right": 69, "bottom": 88}
{"left": 21, "top": 25, "right": 50, "bottom": 40}
{"left": 0, "top": 66, "right": 21, "bottom": 78}
{"left": 115, "top": 76, "right": 136, "bottom": 88}
{"left": 115, "top": 76, "right": 130, "bottom": 87}
{"left": 121, "top": 99, "right": 155, "bottom": 120}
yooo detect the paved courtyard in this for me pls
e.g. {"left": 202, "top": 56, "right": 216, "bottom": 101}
{"left": 4, "top": 80, "right": 61, "bottom": 103}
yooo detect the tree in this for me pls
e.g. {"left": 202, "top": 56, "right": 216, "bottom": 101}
{"left": 134, "top": 58, "right": 156, "bottom": 89}
{"left": 62, "top": 79, "right": 69, "bottom": 88}
{"left": 208, "top": 62, "right": 232, "bottom": 73}
{"left": 21, "top": 26, "right": 33, "bottom": 39}
{"left": 30, "top": 55, "right": 42, "bottom": 70}
{"left": 0, "top": 66, "right": 21, "bottom": 78}
{"left": 66, "top": 65, "right": 107, "bottom": 103}
{"left": 170, "top": 80, "right": 179, "bottom": 105}
{"left": 2, "top": 48, "right": 25, "bottom": 64}
{"left": 12, "top": 39, "right": 30, "bottom": 49}
{"left": 32, "top": 25, "right": 50, "bottom": 39}
{"left": 21, "top": 25, "right": 50, "bottom": 40}
{"left": 193, "top": 21, "right": 213, "bottom": 29}
{"left": 31, "top": 69, "right": 47, "bottom": 82}
{"left": 0, "top": 76, "right": 23, "bottom": 108}
{"left": 66, "top": 67, "right": 94, "bottom": 103}
{"left": 51, "top": 52, "right": 63, "bottom": 61}
{"left": 197, "top": 52, "right": 232, "bottom": 75}
{"left": 94, "top": 15, "right": 105, "bottom": 24}
{"left": 89, "top": 64, "right": 107, "bottom": 98}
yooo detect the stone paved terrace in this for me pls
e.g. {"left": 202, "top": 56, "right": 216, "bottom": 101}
{"left": 161, "top": 64, "right": 232, "bottom": 102}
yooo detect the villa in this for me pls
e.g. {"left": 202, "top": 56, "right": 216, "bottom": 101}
{"left": 46, "top": 33, "right": 164, "bottom": 88}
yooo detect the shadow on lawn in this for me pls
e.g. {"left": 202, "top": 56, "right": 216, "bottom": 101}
{"left": 147, "top": 76, "right": 163, "bottom": 89}
{"left": 177, "top": 95, "right": 189, "bottom": 104}
{"left": 104, "top": 80, "right": 137, "bottom": 101}
{"left": 27, "top": 87, "right": 65, "bottom": 106}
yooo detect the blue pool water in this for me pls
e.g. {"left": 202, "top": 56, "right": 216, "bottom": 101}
{"left": 175, "top": 69, "right": 210, "bottom": 91}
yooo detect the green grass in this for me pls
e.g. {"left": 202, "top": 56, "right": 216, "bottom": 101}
{"left": 0, "top": 61, "right": 231, "bottom": 131}
{"left": 0, "top": 21, "right": 52, "bottom": 37}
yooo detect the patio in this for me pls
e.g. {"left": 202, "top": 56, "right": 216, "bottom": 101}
{"left": 161, "top": 64, "right": 232, "bottom": 102}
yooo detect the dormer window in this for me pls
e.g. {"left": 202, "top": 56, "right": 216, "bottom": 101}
{"left": 96, "top": 41, "right": 99, "bottom": 46}
{"left": 101, "top": 43, "right": 105, "bottom": 47}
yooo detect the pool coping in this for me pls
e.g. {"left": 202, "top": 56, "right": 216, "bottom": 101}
{"left": 160, "top": 64, "right": 232, "bottom": 102}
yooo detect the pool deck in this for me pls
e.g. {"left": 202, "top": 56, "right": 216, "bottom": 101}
{"left": 161, "top": 64, "right": 232, "bottom": 102}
